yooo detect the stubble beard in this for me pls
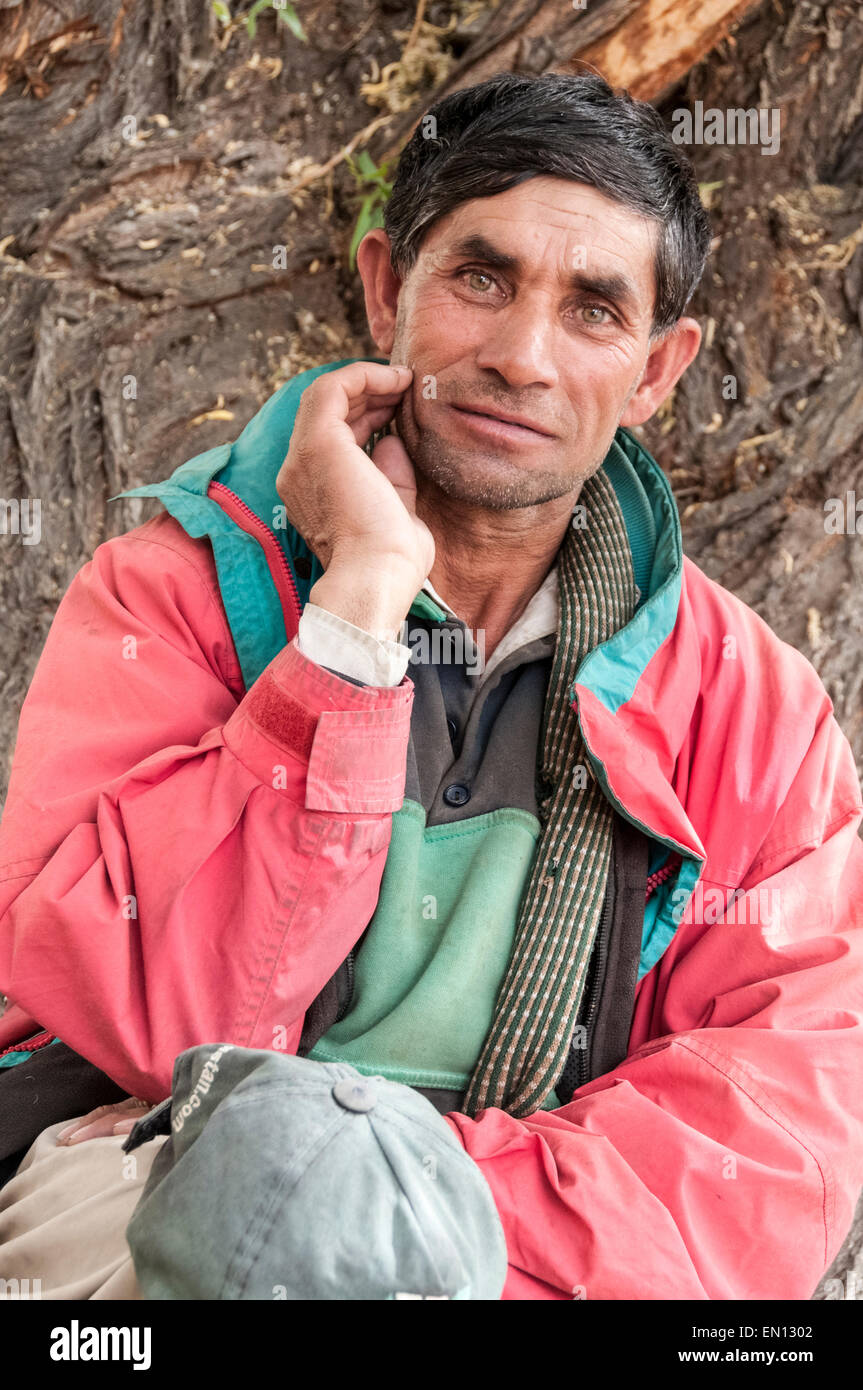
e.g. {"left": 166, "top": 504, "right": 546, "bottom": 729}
{"left": 394, "top": 396, "right": 596, "bottom": 512}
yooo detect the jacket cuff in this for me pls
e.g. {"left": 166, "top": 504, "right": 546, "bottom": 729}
{"left": 223, "top": 639, "right": 414, "bottom": 813}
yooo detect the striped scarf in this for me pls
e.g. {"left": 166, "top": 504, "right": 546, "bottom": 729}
{"left": 462, "top": 467, "right": 637, "bottom": 1118}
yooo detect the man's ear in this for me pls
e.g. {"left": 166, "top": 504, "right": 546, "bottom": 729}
{"left": 356, "top": 227, "right": 402, "bottom": 356}
{"left": 619, "top": 317, "right": 702, "bottom": 428}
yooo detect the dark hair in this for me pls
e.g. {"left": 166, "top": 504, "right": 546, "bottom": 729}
{"left": 383, "top": 72, "right": 712, "bottom": 337}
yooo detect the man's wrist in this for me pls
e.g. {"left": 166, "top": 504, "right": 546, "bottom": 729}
{"left": 309, "top": 557, "right": 419, "bottom": 641}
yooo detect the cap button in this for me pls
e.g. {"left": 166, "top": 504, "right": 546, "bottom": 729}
{"left": 332, "top": 1077, "right": 378, "bottom": 1112}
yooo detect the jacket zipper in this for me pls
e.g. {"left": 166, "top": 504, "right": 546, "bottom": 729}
{"left": 645, "top": 852, "right": 681, "bottom": 902}
{"left": 575, "top": 884, "right": 613, "bottom": 1090}
{"left": 207, "top": 480, "right": 302, "bottom": 631}
{"left": 572, "top": 851, "right": 682, "bottom": 1090}
{"left": 0, "top": 1028, "right": 53, "bottom": 1060}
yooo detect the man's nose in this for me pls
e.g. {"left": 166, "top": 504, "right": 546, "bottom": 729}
{"left": 474, "top": 295, "right": 561, "bottom": 390}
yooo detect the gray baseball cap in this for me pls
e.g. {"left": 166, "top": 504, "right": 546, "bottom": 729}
{"left": 124, "top": 1044, "right": 507, "bottom": 1300}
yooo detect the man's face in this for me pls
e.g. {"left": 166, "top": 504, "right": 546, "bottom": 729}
{"left": 387, "top": 176, "right": 660, "bottom": 509}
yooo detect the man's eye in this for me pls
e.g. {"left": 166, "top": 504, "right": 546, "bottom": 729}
{"left": 463, "top": 270, "right": 496, "bottom": 293}
{"left": 581, "top": 303, "right": 613, "bottom": 324}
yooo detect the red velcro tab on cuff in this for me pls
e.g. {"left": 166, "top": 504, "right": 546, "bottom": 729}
{"left": 249, "top": 674, "right": 317, "bottom": 760}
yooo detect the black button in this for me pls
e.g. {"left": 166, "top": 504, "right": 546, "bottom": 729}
{"left": 446, "top": 717, "right": 459, "bottom": 744}
{"left": 294, "top": 556, "right": 312, "bottom": 581}
{"left": 443, "top": 782, "right": 471, "bottom": 807}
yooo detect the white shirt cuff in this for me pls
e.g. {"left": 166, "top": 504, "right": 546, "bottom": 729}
{"left": 297, "top": 603, "right": 411, "bottom": 688}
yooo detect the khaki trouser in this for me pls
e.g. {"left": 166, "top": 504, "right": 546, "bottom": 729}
{"left": 0, "top": 1119, "right": 165, "bottom": 1299}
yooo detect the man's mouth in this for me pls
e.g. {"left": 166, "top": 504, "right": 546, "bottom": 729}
{"left": 448, "top": 402, "right": 557, "bottom": 443}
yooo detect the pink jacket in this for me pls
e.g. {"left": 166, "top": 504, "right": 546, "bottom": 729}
{"left": 1, "top": 499, "right": 862, "bottom": 1300}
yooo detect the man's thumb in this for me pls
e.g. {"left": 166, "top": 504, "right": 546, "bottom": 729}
{"left": 370, "top": 433, "right": 418, "bottom": 512}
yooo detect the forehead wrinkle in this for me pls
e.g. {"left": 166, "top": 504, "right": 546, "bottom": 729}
{"left": 449, "top": 203, "right": 655, "bottom": 270}
{"left": 523, "top": 210, "right": 657, "bottom": 269}
{"left": 475, "top": 193, "right": 656, "bottom": 240}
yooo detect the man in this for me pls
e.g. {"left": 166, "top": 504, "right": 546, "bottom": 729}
{"left": 1, "top": 72, "right": 862, "bottom": 1300}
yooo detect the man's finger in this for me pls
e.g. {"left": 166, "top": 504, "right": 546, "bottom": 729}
{"left": 62, "top": 1115, "right": 126, "bottom": 1144}
{"left": 112, "top": 1117, "right": 141, "bottom": 1135}
{"left": 346, "top": 403, "right": 399, "bottom": 447}
{"left": 312, "top": 362, "right": 412, "bottom": 422}
{"left": 56, "top": 1097, "right": 150, "bottom": 1145}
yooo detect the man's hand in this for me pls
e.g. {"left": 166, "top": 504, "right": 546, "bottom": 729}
{"left": 276, "top": 362, "right": 435, "bottom": 639}
{"left": 55, "top": 1097, "right": 152, "bottom": 1146}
